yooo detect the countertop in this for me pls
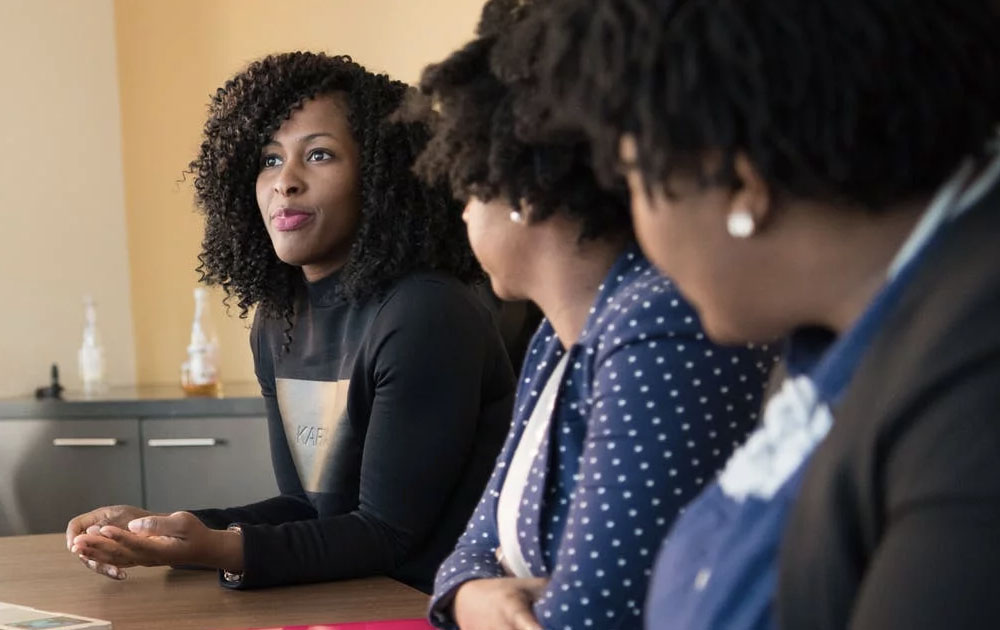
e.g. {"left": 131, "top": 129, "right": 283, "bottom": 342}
{"left": 0, "top": 383, "right": 265, "bottom": 419}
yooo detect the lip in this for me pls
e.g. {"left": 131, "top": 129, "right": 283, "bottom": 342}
{"left": 271, "top": 207, "right": 315, "bottom": 232}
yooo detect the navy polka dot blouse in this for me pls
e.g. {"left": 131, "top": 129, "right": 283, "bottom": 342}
{"left": 429, "top": 245, "right": 779, "bottom": 629}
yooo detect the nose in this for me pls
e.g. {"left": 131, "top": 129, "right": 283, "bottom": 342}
{"left": 273, "top": 161, "right": 305, "bottom": 197}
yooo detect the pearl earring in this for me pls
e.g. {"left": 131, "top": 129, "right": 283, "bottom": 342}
{"left": 509, "top": 210, "right": 524, "bottom": 224}
{"left": 726, "top": 209, "right": 756, "bottom": 238}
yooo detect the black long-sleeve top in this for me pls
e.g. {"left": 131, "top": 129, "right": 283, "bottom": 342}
{"left": 193, "top": 271, "right": 515, "bottom": 592}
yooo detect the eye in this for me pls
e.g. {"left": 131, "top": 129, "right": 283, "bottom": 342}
{"left": 307, "top": 149, "right": 334, "bottom": 162}
{"left": 260, "top": 153, "right": 283, "bottom": 169}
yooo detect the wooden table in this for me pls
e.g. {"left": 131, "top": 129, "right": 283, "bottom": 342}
{"left": 0, "top": 534, "right": 429, "bottom": 629}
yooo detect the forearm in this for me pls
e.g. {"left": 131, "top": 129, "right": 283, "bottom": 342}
{"left": 190, "top": 493, "right": 316, "bottom": 530}
{"left": 228, "top": 508, "right": 413, "bottom": 589}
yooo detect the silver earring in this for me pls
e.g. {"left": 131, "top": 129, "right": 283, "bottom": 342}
{"left": 509, "top": 210, "right": 524, "bottom": 224}
{"left": 726, "top": 209, "right": 756, "bottom": 238}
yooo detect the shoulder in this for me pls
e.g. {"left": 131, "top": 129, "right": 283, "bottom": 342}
{"left": 377, "top": 271, "right": 489, "bottom": 318}
{"left": 367, "top": 272, "right": 496, "bottom": 344}
{"left": 250, "top": 308, "right": 280, "bottom": 356}
{"left": 842, "top": 202, "right": 1000, "bottom": 436}
{"left": 585, "top": 254, "right": 702, "bottom": 355}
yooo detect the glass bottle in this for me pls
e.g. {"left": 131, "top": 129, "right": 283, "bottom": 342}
{"left": 180, "top": 287, "right": 221, "bottom": 397}
{"left": 78, "top": 295, "right": 107, "bottom": 395}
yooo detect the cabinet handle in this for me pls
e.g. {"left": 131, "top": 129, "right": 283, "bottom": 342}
{"left": 52, "top": 438, "right": 121, "bottom": 447}
{"left": 147, "top": 438, "right": 220, "bottom": 447}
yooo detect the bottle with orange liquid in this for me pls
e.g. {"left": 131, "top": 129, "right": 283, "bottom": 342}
{"left": 180, "top": 287, "right": 222, "bottom": 397}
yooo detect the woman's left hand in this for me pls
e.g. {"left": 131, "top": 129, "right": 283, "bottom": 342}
{"left": 453, "top": 576, "right": 549, "bottom": 630}
{"left": 70, "top": 511, "right": 243, "bottom": 577}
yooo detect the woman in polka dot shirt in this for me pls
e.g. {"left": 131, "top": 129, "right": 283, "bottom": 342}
{"left": 405, "top": 2, "right": 778, "bottom": 628}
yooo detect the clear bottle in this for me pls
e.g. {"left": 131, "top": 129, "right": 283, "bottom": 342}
{"left": 78, "top": 295, "right": 107, "bottom": 395}
{"left": 180, "top": 287, "right": 221, "bottom": 397}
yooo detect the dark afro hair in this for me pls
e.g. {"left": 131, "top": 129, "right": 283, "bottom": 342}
{"left": 537, "top": 0, "right": 1000, "bottom": 210}
{"left": 189, "top": 51, "right": 482, "bottom": 330}
{"left": 406, "top": 0, "right": 631, "bottom": 241}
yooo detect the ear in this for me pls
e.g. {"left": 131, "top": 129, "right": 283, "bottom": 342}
{"left": 731, "top": 153, "right": 773, "bottom": 229}
{"left": 517, "top": 198, "right": 537, "bottom": 223}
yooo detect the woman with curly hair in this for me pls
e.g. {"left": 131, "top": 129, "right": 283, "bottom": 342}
{"left": 535, "top": 0, "right": 1000, "bottom": 628}
{"left": 65, "top": 51, "right": 516, "bottom": 593}
{"left": 404, "top": 2, "right": 778, "bottom": 628}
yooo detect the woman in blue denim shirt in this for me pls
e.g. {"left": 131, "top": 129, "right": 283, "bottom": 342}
{"left": 402, "top": 2, "right": 778, "bottom": 628}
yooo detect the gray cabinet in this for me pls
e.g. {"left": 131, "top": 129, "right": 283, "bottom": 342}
{"left": 0, "top": 419, "right": 143, "bottom": 536}
{"left": 0, "top": 415, "right": 277, "bottom": 536}
{"left": 141, "top": 416, "right": 277, "bottom": 513}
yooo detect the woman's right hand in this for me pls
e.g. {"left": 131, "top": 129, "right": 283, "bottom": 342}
{"left": 65, "top": 505, "right": 155, "bottom": 580}
{"left": 453, "top": 577, "right": 548, "bottom": 630}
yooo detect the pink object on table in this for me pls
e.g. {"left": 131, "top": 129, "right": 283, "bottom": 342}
{"left": 231, "top": 620, "right": 434, "bottom": 630}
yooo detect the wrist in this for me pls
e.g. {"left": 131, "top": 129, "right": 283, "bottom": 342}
{"left": 452, "top": 580, "right": 478, "bottom": 623}
{"left": 214, "top": 526, "right": 244, "bottom": 573}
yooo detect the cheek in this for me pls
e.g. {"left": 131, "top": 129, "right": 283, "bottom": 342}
{"left": 629, "top": 189, "right": 677, "bottom": 278}
{"left": 337, "top": 179, "right": 365, "bottom": 235}
{"left": 462, "top": 208, "right": 484, "bottom": 257}
{"left": 461, "top": 200, "right": 497, "bottom": 267}
{"left": 255, "top": 177, "right": 270, "bottom": 223}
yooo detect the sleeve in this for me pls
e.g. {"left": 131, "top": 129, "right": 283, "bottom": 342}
{"left": 427, "top": 331, "right": 552, "bottom": 627}
{"left": 847, "top": 360, "right": 1000, "bottom": 629}
{"left": 230, "top": 279, "right": 509, "bottom": 589}
{"left": 191, "top": 312, "right": 317, "bottom": 532}
{"left": 427, "top": 433, "right": 515, "bottom": 628}
{"left": 528, "top": 291, "right": 775, "bottom": 628}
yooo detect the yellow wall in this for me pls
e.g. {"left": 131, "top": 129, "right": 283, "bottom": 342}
{"left": 114, "top": 0, "right": 484, "bottom": 385}
{"left": 0, "top": 0, "right": 136, "bottom": 398}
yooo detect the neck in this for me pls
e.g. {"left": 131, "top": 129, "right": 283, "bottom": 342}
{"left": 799, "top": 201, "right": 928, "bottom": 333}
{"left": 524, "top": 222, "right": 628, "bottom": 349}
{"left": 302, "top": 257, "right": 347, "bottom": 283}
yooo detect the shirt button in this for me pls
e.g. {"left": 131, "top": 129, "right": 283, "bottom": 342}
{"left": 694, "top": 568, "right": 712, "bottom": 591}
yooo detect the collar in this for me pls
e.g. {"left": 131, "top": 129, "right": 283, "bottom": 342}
{"left": 305, "top": 268, "right": 346, "bottom": 307}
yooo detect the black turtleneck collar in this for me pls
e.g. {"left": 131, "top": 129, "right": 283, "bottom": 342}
{"left": 304, "top": 268, "right": 346, "bottom": 308}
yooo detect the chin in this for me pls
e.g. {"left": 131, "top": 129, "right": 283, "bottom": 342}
{"left": 274, "top": 253, "right": 308, "bottom": 268}
{"left": 701, "top": 312, "right": 781, "bottom": 347}
{"left": 270, "top": 243, "right": 312, "bottom": 268}
{"left": 699, "top": 320, "right": 744, "bottom": 345}
{"left": 488, "top": 277, "right": 522, "bottom": 302}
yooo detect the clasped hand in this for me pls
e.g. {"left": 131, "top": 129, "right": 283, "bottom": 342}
{"left": 65, "top": 505, "right": 241, "bottom": 580}
{"left": 453, "top": 576, "right": 549, "bottom": 630}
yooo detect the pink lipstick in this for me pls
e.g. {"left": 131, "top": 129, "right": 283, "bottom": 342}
{"left": 272, "top": 208, "right": 314, "bottom": 232}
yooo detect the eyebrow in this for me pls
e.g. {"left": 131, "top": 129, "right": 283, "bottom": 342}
{"left": 264, "top": 132, "right": 339, "bottom": 147}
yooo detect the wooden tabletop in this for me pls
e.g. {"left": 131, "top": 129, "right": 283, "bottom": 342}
{"left": 0, "top": 533, "right": 430, "bottom": 630}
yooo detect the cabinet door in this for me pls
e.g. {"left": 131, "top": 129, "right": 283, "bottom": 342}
{"left": 141, "top": 416, "right": 278, "bottom": 513}
{"left": 0, "top": 419, "right": 142, "bottom": 536}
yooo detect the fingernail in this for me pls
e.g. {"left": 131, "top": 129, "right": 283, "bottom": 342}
{"left": 127, "top": 519, "right": 146, "bottom": 532}
{"left": 107, "top": 567, "right": 118, "bottom": 578}
{"left": 71, "top": 545, "right": 78, "bottom": 554}
{"left": 117, "top": 570, "right": 127, "bottom": 580}
{"left": 87, "top": 560, "right": 97, "bottom": 570}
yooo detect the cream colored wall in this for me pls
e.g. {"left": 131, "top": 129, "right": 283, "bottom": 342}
{"left": 0, "top": 0, "right": 136, "bottom": 397}
{"left": 114, "top": 0, "right": 484, "bottom": 385}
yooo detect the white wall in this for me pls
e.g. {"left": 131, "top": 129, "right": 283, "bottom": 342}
{"left": 0, "top": 0, "right": 136, "bottom": 397}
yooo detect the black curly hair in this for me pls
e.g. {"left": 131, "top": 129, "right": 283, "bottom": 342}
{"left": 406, "top": 0, "right": 631, "bottom": 241}
{"left": 537, "top": 0, "right": 1000, "bottom": 209}
{"left": 190, "top": 51, "right": 482, "bottom": 334}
